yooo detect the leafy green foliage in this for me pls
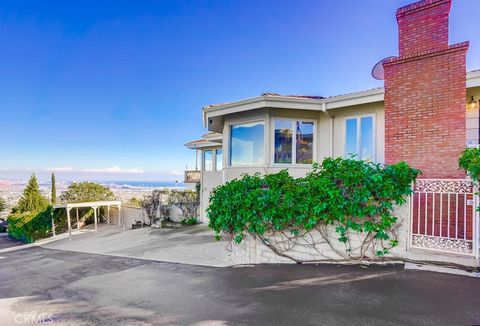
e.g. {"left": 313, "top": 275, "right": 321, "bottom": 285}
{"left": 459, "top": 147, "right": 480, "bottom": 182}
{"left": 207, "top": 157, "right": 420, "bottom": 256}
{"left": 459, "top": 147, "right": 480, "bottom": 212}
{"left": 8, "top": 206, "right": 54, "bottom": 243}
{"left": 15, "top": 174, "right": 49, "bottom": 213}
{"left": 180, "top": 217, "right": 198, "bottom": 225}
{"left": 127, "top": 197, "right": 143, "bottom": 207}
{"left": 60, "top": 182, "right": 115, "bottom": 203}
{"left": 0, "top": 196, "right": 6, "bottom": 213}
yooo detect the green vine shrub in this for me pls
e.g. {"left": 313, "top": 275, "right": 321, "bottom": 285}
{"left": 459, "top": 147, "right": 480, "bottom": 212}
{"left": 459, "top": 147, "right": 480, "bottom": 182}
{"left": 207, "top": 157, "right": 420, "bottom": 262}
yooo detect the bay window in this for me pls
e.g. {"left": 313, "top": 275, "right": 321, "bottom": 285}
{"left": 204, "top": 150, "right": 213, "bottom": 171}
{"left": 344, "top": 115, "right": 374, "bottom": 161}
{"left": 274, "top": 119, "right": 315, "bottom": 164}
{"left": 230, "top": 121, "right": 265, "bottom": 166}
{"left": 215, "top": 149, "right": 223, "bottom": 171}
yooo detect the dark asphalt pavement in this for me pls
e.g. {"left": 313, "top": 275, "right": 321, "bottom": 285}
{"left": 0, "top": 239, "right": 479, "bottom": 325}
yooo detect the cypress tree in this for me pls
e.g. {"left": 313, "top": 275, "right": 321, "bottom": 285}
{"left": 16, "top": 174, "right": 49, "bottom": 213}
{"left": 51, "top": 173, "right": 57, "bottom": 205}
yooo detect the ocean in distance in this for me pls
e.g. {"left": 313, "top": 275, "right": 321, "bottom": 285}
{"left": 102, "top": 180, "right": 192, "bottom": 189}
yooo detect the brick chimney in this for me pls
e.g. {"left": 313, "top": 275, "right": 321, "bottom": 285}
{"left": 384, "top": 0, "right": 469, "bottom": 178}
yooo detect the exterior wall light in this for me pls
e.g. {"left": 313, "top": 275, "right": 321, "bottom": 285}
{"left": 467, "top": 96, "right": 479, "bottom": 110}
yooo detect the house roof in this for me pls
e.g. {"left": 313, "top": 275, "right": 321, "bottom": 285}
{"left": 185, "top": 133, "right": 222, "bottom": 149}
{"left": 201, "top": 70, "right": 480, "bottom": 128}
{"left": 186, "top": 70, "right": 480, "bottom": 148}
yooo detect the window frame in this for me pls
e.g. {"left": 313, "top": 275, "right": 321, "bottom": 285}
{"left": 343, "top": 113, "right": 376, "bottom": 162}
{"left": 203, "top": 149, "right": 214, "bottom": 171}
{"left": 228, "top": 119, "right": 266, "bottom": 167}
{"left": 271, "top": 118, "right": 317, "bottom": 166}
{"left": 202, "top": 147, "right": 223, "bottom": 172}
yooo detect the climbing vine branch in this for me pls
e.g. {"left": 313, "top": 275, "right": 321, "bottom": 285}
{"left": 208, "top": 157, "right": 420, "bottom": 263}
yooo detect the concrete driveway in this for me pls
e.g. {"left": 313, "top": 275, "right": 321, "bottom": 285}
{"left": 39, "top": 224, "right": 233, "bottom": 267}
{"left": 1, "top": 244, "right": 480, "bottom": 326}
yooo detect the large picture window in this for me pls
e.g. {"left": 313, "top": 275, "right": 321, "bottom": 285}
{"left": 230, "top": 121, "right": 265, "bottom": 166}
{"left": 274, "top": 119, "right": 315, "bottom": 164}
{"left": 344, "top": 115, "right": 374, "bottom": 161}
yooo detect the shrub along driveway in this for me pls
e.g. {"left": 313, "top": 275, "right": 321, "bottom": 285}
{"left": 1, "top": 243, "right": 480, "bottom": 325}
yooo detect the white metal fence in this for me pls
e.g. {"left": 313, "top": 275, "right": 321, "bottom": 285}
{"left": 410, "top": 179, "right": 478, "bottom": 258}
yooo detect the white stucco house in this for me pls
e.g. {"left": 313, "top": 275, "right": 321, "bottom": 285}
{"left": 185, "top": 0, "right": 480, "bottom": 268}
{"left": 186, "top": 76, "right": 480, "bottom": 221}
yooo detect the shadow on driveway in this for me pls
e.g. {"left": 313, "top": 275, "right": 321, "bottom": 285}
{"left": 1, "top": 245, "right": 480, "bottom": 326}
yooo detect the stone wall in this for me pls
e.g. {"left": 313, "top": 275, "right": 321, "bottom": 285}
{"left": 231, "top": 197, "right": 479, "bottom": 268}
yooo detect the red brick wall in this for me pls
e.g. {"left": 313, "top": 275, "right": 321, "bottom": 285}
{"left": 397, "top": 0, "right": 451, "bottom": 56}
{"left": 384, "top": 0, "right": 469, "bottom": 179}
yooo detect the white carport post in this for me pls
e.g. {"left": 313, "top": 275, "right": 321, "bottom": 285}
{"left": 66, "top": 206, "right": 72, "bottom": 240}
{"left": 118, "top": 204, "right": 124, "bottom": 231}
{"left": 76, "top": 208, "right": 80, "bottom": 230}
{"left": 93, "top": 206, "right": 98, "bottom": 231}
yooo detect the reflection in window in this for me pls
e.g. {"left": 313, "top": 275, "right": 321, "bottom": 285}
{"left": 215, "top": 149, "right": 223, "bottom": 171}
{"left": 296, "top": 121, "right": 314, "bottom": 164}
{"left": 204, "top": 150, "right": 213, "bottom": 171}
{"left": 345, "top": 118, "right": 358, "bottom": 158}
{"left": 345, "top": 116, "right": 374, "bottom": 161}
{"left": 274, "top": 120, "right": 293, "bottom": 164}
{"left": 360, "top": 117, "right": 373, "bottom": 161}
{"left": 230, "top": 122, "right": 265, "bottom": 166}
{"left": 273, "top": 119, "right": 315, "bottom": 165}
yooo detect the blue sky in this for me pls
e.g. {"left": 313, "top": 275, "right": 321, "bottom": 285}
{"left": 1, "top": 0, "right": 479, "bottom": 181}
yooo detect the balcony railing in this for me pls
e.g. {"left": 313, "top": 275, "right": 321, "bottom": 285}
{"left": 184, "top": 170, "right": 201, "bottom": 183}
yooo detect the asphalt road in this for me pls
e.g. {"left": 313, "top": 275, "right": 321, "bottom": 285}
{"left": 1, "top": 240, "right": 480, "bottom": 325}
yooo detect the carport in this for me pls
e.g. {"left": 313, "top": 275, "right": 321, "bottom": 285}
{"left": 54, "top": 201, "right": 122, "bottom": 239}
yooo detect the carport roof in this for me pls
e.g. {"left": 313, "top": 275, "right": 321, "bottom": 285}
{"left": 54, "top": 201, "right": 122, "bottom": 209}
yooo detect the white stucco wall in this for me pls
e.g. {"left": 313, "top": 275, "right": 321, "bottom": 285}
{"left": 466, "top": 87, "right": 480, "bottom": 145}
{"left": 109, "top": 205, "right": 144, "bottom": 227}
{"left": 200, "top": 171, "right": 222, "bottom": 222}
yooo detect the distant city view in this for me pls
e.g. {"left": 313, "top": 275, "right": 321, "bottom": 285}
{"left": 0, "top": 178, "right": 192, "bottom": 219}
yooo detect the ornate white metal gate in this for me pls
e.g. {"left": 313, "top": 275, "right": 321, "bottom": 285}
{"left": 410, "top": 179, "right": 478, "bottom": 257}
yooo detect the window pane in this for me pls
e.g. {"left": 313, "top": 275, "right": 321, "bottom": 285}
{"left": 215, "top": 149, "right": 223, "bottom": 171}
{"left": 204, "top": 150, "right": 213, "bottom": 171}
{"left": 296, "top": 121, "right": 314, "bottom": 164}
{"left": 345, "top": 118, "right": 358, "bottom": 158}
{"left": 230, "top": 122, "right": 265, "bottom": 166}
{"left": 274, "top": 120, "right": 293, "bottom": 164}
{"left": 360, "top": 116, "right": 373, "bottom": 161}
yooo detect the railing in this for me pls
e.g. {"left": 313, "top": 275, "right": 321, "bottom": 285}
{"left": 184, "top": 170, "right": 201, "bottom": 183}
{"left": 410, "top": 179, "right": 478, "bottom": 257}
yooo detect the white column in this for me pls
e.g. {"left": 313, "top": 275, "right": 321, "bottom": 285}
{"left": 76, "top": 208, "right": 80, "bottom": 230}
{"left": 93, "top": 207, "right": 98, "bottom": 231}
{"left": 107, "top": 205, "right": 110, "bottom": 224}
{"left": 67, "top": 207, "right": 72, "bottom": 240}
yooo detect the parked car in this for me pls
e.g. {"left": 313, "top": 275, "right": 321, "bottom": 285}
{"left": 0, "top": 218, "right": 7, "bottom": 233}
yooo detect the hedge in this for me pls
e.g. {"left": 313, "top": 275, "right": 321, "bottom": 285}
{"left": 8, "top": 206, "right": 54, "bottom": 243}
